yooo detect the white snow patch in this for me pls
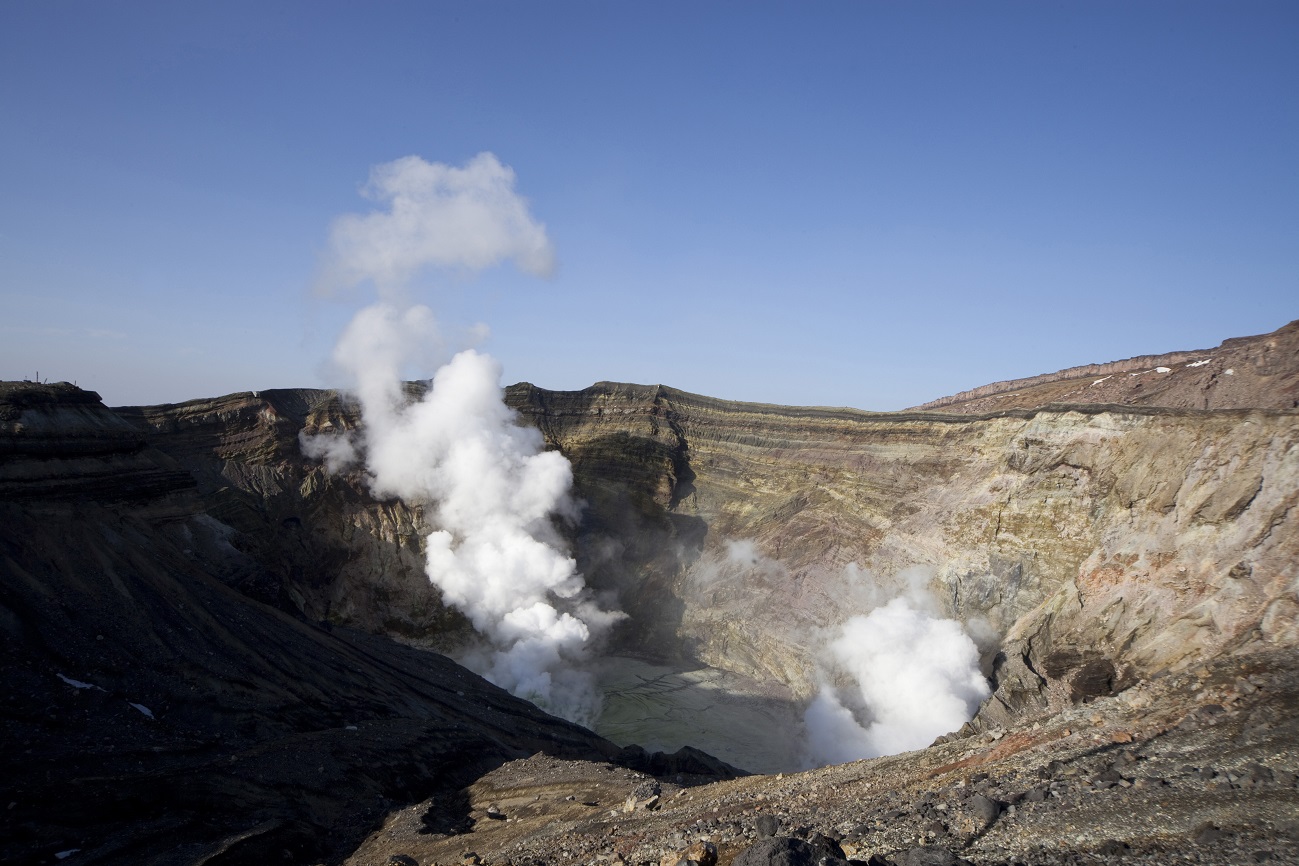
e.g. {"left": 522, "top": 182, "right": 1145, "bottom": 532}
{"left": 56, "top": 850, "right": 81, "bottom": 860}
{"left": 129, "top": 703, "right": 155, "bottom": 719}
{"left": 1155, "top": 367, "right": 1171, "bottom": 373}
{"left": 1225, "top": 368, "right": 1235, "bottom": 376}
{"left": 1186, "top": 359, "right": 1212, "bottom": 368}
{"left": 1091, "top": 376, "right": 1111, "bottom": 386}
{"left": 57, "top": 674, "right": 100, "bottom": 691}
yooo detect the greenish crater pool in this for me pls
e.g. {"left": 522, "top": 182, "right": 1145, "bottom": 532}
{"left": 594, "top": 656, "right": 806, "bottom": 775}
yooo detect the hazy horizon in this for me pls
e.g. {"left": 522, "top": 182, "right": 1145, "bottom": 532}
{"left": 2, "top": 2, "right": 1295, "bottom": 410}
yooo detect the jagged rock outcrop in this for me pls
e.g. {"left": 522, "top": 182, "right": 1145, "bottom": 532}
{"left": 0, "top": 384, "right": 736, "bottom": 866}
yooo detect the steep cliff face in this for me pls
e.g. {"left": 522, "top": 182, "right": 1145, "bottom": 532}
{"left": 505, "top": 385, "right": 1299, "bottom": 730}
{"left": 114, "top": 388, "right": 473, "bottom": 648}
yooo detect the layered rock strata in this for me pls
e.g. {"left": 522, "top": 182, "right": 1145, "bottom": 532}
{"left": 113, "top": 387, "right": 468, "bottom": 645}
{"left": 503, "top": 384, "right": 1299, "bottom": 732}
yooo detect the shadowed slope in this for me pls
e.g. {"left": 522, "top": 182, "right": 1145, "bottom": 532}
{"left": 0, "top": 383, "right": 735, "bottom": 866}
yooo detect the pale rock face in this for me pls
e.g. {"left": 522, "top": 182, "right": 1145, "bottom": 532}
{"left": 503, "top": 385, "right": 1297, "bottom": 733}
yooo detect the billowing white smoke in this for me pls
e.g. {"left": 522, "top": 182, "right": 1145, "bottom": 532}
{"left": 803, "top": 566, "right": 990, "bottom": 766}
{"left": 302, "top": 153, "right": 620, "bottom": 726}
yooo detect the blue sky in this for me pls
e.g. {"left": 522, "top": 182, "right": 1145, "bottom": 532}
{"left": 2, "top": 1, "right": 1295, "bottom": 409}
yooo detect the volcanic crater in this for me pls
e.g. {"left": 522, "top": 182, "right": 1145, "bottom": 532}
{"left": 2, "top": 320, "right": 1297, "bottom": 865}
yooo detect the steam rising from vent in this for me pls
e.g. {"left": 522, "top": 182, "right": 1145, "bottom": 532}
{"left": 803, "top": 566, "right": 990, "bottom": 766}
{"left": 687, "top": 541, "right": 989, "bottom": 765}
{"left": 303, "top": 153, "right": 620, "bottom": 726}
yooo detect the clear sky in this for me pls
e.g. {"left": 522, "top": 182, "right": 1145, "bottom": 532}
{"left": 2, "top": 1, "right": 1295, "bottom": 410}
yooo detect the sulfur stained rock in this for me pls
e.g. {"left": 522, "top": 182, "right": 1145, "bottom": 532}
{"left": 661, "top": 840, "right": 717, "bottom": 866}
{"left": 506, "top": 377, "right": 1299, "bottom": 731}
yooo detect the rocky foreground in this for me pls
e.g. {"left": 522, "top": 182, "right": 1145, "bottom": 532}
{"left": 350, "top": 647, "right": 1299, "bottom": 866}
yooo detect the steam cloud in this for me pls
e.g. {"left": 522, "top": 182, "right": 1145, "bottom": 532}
{"left": 318, "top": 152, "right": 556, "bottom": 294}
{"left": 690, "top": 541, "right": 989, "bottom": 765}
{"left": 303, "top": 153, "right": 619, "bottom": 726}
{"left": 803, "top": 566, "right": 990, "bottom": 766}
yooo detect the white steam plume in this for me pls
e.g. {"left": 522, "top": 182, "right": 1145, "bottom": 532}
{"left": 317, "top": 152, "right": 556, "bottom": 295}
{"left": 691, "top": 542, "right": 989, "bottom": 764}
{"left": 304, "top": 153, "right": 619, "bottom": 726}
{"left": 803, "top": 567, "right": 989, "bottom": 766}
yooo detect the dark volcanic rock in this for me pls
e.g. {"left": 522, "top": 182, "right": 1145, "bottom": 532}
{"left": 899, "top": 847, "right": 966, "bottom": 866}
{"left": 965, "top": 793, "right": 1001, "bottom": 828}
{"left": 731, "top": 836, "right": 828, "bottom": 866}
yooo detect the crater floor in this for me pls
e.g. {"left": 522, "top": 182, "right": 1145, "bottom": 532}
{"left": 350, "top": 648, "right": 1299, "bottom": 866}
{"left": 595, "top": 656, "right": 805, "bottom": 775}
